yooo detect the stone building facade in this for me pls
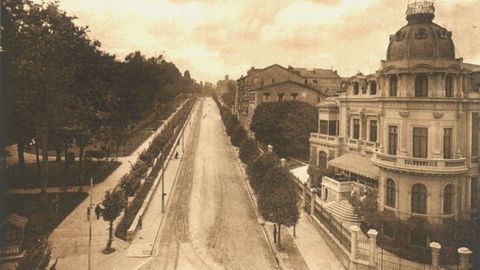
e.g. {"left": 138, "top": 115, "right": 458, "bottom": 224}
{"left": 235, "top": 64, "right": 341, "bottom": 129}
{"left": 309, "top": 2, "right": 480, "bottom": 224}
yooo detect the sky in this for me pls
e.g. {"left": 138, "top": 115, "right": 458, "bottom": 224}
{"left": 54, "top": 0, "right": 480, "bottom": 83}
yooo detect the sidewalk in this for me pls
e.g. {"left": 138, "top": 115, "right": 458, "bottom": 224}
{"left": 286, "top": 212, "right": 345, "bottom": 270}
{"left": 48, "top": 101, "right": 191, "bottom": 269}
{"left": 126, "top": 101, "right": 199, "bottom": 258}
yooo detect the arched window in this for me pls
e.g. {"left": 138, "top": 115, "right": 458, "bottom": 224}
{"left": 445, "top": 74, "right": 454, "bottom": 97}
{"left": 353, "top": 82, "right": 359, "bottom": 95}
{"left": 390, "top": 76, "right": 398, "bottom": 96}
{"left": 370, "top": 81, "right": 377, "bottom": 95}
{"left": 415, "top": 74, "right": 428, "bottom": 97}
{"left": 319, "top": 151, "right": 327, "bottom": 169}
{"left": 412, "top": 184, "right": 427, "bottom": 214}
{"left": 443, "top": 184, "right": 453, "bottom": 214}
{"left": 386, "top": 179, "right": 396, "bottom": 208}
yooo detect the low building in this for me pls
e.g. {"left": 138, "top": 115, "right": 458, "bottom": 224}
{"left": 308, "top": 1, "right": 480, "bottom": 225}
{"left": 0, "top": 214, "right": 28, "bottom": 261}
{"left": 235, "top": 64, "right": 341, "bottom": 129}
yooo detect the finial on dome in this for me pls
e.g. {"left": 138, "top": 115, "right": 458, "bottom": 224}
{"left": 406, "top": 1, "right": 435, "bottom": 24}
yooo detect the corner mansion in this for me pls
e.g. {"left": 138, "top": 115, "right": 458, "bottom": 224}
{"left": 308, "top": 2, "right": 480, "bottom": 224}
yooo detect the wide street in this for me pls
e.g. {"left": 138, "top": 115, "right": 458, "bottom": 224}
{"left": 138, "top": 97, "right": 277, "bottom": 270}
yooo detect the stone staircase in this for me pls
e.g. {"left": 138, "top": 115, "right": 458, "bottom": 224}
{"left": 324, "top": 200, "right": 361, "bottom": 222}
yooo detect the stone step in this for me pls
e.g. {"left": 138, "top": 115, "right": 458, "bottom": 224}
{"left": 324, "top": 200, "right": 361, "bottom": 222}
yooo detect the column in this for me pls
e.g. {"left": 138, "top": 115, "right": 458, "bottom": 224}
{"left": 350, "top": 225, "right": 360, "bottom": 264}
{"left": 399, "top": 112, "right": 409, "bottom": 156}
{"left": 433, "top": 119, "right": 441, "bottom": 158}
{"left": 430, "top": 242, "right": 441, "bottom": 270}
{"left": 458, "top": 247, "right": 472, "bottom": 270}
{"left": 310, "top": 188, "right": 317, "bottom": 217}
{"left": 367, "top": 229, "right": 378, "bottom": 268}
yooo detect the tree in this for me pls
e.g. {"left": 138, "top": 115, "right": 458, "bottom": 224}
{"left": 246, "top": 153, "right": 280, "bottom": 193}
{"left": 16, "top": 238, "right": 56, "bottom": 270}
{"left": 257, "top": 167, "right": 299, "bottom": 247}
{"left": 102, "top": 189, "right": 125, "bottom": 253}
{"left": 251, "top": 101, "right": 318, "bottom": 160}
{"left": 230, "top": 125, "right": 247, "bottom": 147}
{"left": 239, "top": 139, "right": 259, "bottom": 164}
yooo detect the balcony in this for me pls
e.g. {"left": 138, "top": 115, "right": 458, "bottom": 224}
{"left": 310, "top": 133, "right": 340, "bottom": 146}
{"left": 372, "top": 150, "right": 468, "bottom": 175}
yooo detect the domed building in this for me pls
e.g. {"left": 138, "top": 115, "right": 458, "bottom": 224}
{"left": 308, "top": 1, "right": 480, "bottom": 225}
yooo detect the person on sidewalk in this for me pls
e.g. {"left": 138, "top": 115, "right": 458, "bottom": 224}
{"left": 273, "top": 224, "right": 277, "bottom": 243}
{"left": 95, "top": 204, "right": 102, "bottom": 220}
{"left": 175, "top": 152, "right": 179, "bottom": 159}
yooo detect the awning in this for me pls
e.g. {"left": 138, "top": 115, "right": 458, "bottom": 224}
{"left": 328, "top": 153, "right": 379, "bottom": 180}
{"left": 290, "top": 165, "right": 309, "bottom": 184}
{"left": 7, "top": 214, "right": 28, "bottom": 229}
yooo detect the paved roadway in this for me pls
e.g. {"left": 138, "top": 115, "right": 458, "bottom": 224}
{"left": 139, "top": 98, "right": 276, "bottom": 270}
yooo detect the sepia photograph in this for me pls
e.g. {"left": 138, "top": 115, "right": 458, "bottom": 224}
{"left": 0, "top": 0, "right": 479, "bottom": 269}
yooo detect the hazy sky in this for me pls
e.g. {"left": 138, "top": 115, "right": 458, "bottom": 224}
{"left": 55, "top": 0, "right": 480, "bottom": 83}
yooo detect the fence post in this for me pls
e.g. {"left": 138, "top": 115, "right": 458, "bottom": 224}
{"left": 458, "top": 247, "right": 472, "bottom": 270}
{"left": 350, "top": 225, "right": 360, "bottom": 268}
{"left": 302, "top": 182, "right": 308, "bottom": 210}
{"left": 310, "top": 188, "right": 317, "bottom": 217}
{"left": 367, "top": 229, "right": 378, "bottom": 268}
{"left": 429, "top": 242, "right": 441, "bottom": 270}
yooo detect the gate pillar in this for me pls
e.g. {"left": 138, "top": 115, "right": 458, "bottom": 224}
{"left": 310, "top": 188, "right": 317, "bottom": 217}
{"left": 367, "top": 229, "right": 378, "bottom": 268}
{"left": 458, "top": 247, "right": 472, "bottom": 270}
{"left": 429, "top": 242, "right": 441, "bottom": 270}
{"left": 349, "top": 225, "right": 360, "bottom": 265}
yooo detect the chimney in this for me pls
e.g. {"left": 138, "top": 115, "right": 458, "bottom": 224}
{"left": 267, "top": 145, "right": 273, "bottom": 154}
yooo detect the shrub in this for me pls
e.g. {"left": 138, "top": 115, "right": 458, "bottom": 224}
{"left": 230, "top": 125, "right": 247, "bottom": 147}
{"left": 239, "top": 139, "right": 259, "bottom": 164}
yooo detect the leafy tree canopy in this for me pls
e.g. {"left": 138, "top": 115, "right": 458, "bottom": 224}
{"left": 251, "top": 101, "right": 318, "bottom": 160}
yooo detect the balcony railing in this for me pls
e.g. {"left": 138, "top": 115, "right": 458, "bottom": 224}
{"left": 322, "top": 176, "right": 355, "bottom": 193}
{"left": 372, "top": 150, "right": 468, "bottom": 174}
{"left": 310, "top": 133, "right": 339, "bottom": 145}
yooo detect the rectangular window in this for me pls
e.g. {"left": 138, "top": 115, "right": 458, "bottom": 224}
{"left": 313, "top": 80, "right": 318, "bottom": 84}
{"left": 388, "top": 126, "right": 398, "bottom": 155}
{"left": 473, "top": 113, "right": 479, "bottom": 156}
{"left": 277, "top": 93, "right": 284, "bottom": 101}
{"left": 369, "top": 120, "right": 377, "bottom": 142}
{"left": 291, "top": 93, "right": 298, "bottom": 100}
{"left": 353, "top": 119, "right": 360, "bottom": 139}
{"left": 319, "top": 120, "right": 328, "bottom": 135}
{"left": 328, "top": 121, "right": 337, "bottom": 136}
{"left": 472, "top": 177, "right": 479, "bottom": 209}
{"left": 413, "top": 127, "right": 428, "bottom": 158}
{"left": 443, "top": 128, "right": 453, "bottom": 159}
{"left": 263, "top": 93, "right": 270, "bottom": 102}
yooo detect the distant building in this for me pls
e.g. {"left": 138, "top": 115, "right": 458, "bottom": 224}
{"left": 235, "top": 64, "right": 341, "bottom": 129}
{"left": 216, "top": 74, "right": 236, "bottom": 98}
{"left": 309, "top": 1, "right": 480, "bottom": 225}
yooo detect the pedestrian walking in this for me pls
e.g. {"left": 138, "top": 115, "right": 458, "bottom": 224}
{"left": 87, "top": 206, "right": 91, "bottom": 221}
{"left": 273, "top": 224, "right": 277, "bottom": 243}
{"left": 175, "top": 152, "right": 179, "bottom": 159}
{"left": 95, "top": 204, "right": 102, "bottom": 219}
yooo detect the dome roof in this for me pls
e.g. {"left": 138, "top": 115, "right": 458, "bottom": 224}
{"left": 386, "top": 2, "right": 455, "bottom": 61}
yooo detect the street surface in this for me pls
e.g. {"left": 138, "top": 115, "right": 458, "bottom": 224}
{"left": 139, "top": 98, "right": 276, "bottom": 270}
